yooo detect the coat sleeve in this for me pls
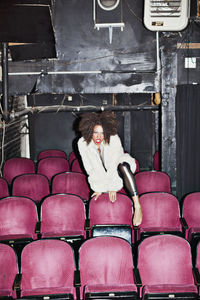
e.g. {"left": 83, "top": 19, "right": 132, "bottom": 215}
{"left": 77, "top": 138, "right": 109, "bottom": 193}
{"left": 104, "top": 135, "right": 124, "bottom": 191}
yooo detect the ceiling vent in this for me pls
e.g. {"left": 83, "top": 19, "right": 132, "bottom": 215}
{"left": 144, "top": 0, "right": 190, "bottom": 31}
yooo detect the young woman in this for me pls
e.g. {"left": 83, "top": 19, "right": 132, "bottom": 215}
{"left": 77, "top": 111, "right": 142, "bottom": 226}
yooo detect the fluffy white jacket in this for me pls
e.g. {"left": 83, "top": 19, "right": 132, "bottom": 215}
{"left": 78, "top": 134, "right": 136, "bottom": 193}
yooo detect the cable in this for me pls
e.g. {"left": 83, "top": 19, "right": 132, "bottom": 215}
{"left": 124, "top": 0, "right": 142, "bottom": 23}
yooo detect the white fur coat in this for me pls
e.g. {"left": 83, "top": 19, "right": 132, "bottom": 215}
{"left": 78, "top": 134, "right": 136, "bottom": 193}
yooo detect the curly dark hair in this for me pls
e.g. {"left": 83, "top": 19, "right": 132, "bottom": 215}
{"left": 78, "top": 111, "right": 118, "bottom": 144}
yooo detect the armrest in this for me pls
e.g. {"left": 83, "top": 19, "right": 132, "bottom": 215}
{"left": 35, "top": 221, "right": 41, "bottom": 234}
{"left": 74, "top": 270, "right": 81, "bottom": 287}
{"left": 193, "top": 267, "right": 200, "bottom": 287}
{"left": 133, "top": 268, "right": 142, "bottom": 287}
{"left": 13, "top": 274, "right": 22, "bottom": 291}
{"left": 84, "top": 218, "right": 90, "bottom": 231}
{"left": 180, "top": 217, "right": 188, "bottom": 230}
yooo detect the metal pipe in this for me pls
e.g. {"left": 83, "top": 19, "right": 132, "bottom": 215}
{"left": 156, "top": 31, "right": 161, "bottom": 90}
{"left": 8, "top": 70, "right": 156, "bottom": 76}
{"left": 11, "top": 104, "right": 159, "bottom": 118}
{"left": 1, "top": 43, "right": 9, "bottom": 121}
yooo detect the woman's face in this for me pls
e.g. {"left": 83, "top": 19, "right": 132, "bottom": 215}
{"left": 92, "top": 125, "right": 104, "bottom": 145}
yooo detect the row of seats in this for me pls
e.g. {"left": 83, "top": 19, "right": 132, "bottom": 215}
{"left": 0, "top": 171, "right": 90, "bottom": 202}
{"left": 2, "top": 148, "right": 142, "bottom": 185}
{"left": 0, "top": 192, "right": 200, "bottom": 249}
{"left": 3, "top": 156, "right": 77, "bottom": 184}
{"left": 1, "top": 234, "right": 200, "bottom": 300}
{"left": 3, "top": 148, "right": 160, "bottom": 185}
{"left": 0, "top": 158, "right": 171, "bottom": 198}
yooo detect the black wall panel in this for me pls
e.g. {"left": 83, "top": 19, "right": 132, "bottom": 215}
{"left": 176, "top": 84, "right": 200, "bottom": 200}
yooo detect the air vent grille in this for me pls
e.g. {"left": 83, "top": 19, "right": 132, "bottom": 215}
{"left": 144, "top": 0, "right": 190, "bottom": 31}
{"left": 150, "top": 0, "right": 181, "bottom": 17}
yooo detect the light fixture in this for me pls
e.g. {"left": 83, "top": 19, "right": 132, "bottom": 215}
{"left": 97, "top": 0, "right": 120, "bottom": 11}
{"left": 93, "top": 0, "right": 125, "bottom": 44}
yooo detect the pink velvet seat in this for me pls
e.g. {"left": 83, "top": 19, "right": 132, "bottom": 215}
{"left": 0, "top": 243, "right": 18, "bottom": 299}
{"left": 68, "top": 151, "right": 77, "bottom": 166}
{"left": 52, "top": 172, "right": 90, "bottom": 202}
{"left": 135, "top": 170, "right": 171, "bottom": 195}
{"left": 194, "top": 242, "right": 200, "bottom": 294}
{"left": 37, "top": 149, "right": 67, "bottom": 161}
{"left": 136, "top": 192, "right": 184, "bottom": 242}
{"left": 182, "top": 192, "right": 200, "bottom": 265}
{"left": 0, "top": 196, "right": 38, "bottom": 243}
{"left": 40, "top": 193, "right": 86, "bottom": 240}
{"left": 153, "top": 151, "right": 160, "bottom": 171}
{"left": 89, "top": 193, "right": 134, "bottom": 244}
{"left": 37, "top": 157, "right": 70, "bottom": 181}
{"left": 20, "top": 239, "right": 76, "bottom": 299}
{"left": 3, "top": 157, "right": 35, "bottom": 184}
{"left": 71, "top": 158, "right": 84, "bottom": 173}
{"left": 0, "top": 177, "right": 9, "bottom": 198}
{"left": 182, "top": 192, "right": 200, "bottom": 241}
{"left": 12, "top": 173, "right": 50, "bottom": 204}
{"left": 137, "top": 235, "right": 198, "bottom": 300}
{"left": 79, "top": 236, "right": 138, "bottom": 300}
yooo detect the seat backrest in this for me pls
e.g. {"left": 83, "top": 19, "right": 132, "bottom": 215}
{"left": 41, "top": 193, "right": 86, "bottom": 238}
{"left": 153, "top": 151, "right": 160, "bottom": 171}
{"left": 195, "top": 241, "right": 200, "bottom": 270}
{"left": 0, "top": 243, "right": 18, "bottom": 298}
{"left": 89, "top": 193, "right": 133, "bottom": 227}
{"left": 138, "top": 235, "right": 194, "bottom": 285}
{"left": 0, "top": 196, "right": 38, "bottom": 240}
{"left": 52, "top": 172, "right": 90, "bottom": 201}
{"left": 20, "top": 239, "right": 75, "bottom": 297}
{"left": 71, "top": 158, "right": 84, "bottom": 173}
{"left": 68, "top": 151, "right": 77, "bottom": 166}
{"left": 134, "top": 158, "right": 140, "bottom": 173}
{"left": 135, "top": 171, "right": 171, "bottom": 195}
{"left": 139, "top": 192, "right": 181, "bottom": 229}
{"left": 182, "top": 192, "right": 200, "bottom": 227}
{"left": 79, "top": 236, "right": 135, "bottom": 295}
{"left": 37, "top": 157, "right": 70, "bottom": 181}
{"left": 37, "top": 149, "right": 67, "bottom": 161}
{"left": 3, "top": 157, "right": 35, "bottom": 184}
{"left": 0, "top": 177, "right": 9, "bottom": 198}
{"left": 12, "top": 174, "right": 50, "bottom": 203}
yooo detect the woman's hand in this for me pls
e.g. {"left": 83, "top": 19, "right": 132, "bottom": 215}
{"left": 109, "top": 191, "right": 117, "bottom": 203}
{"left": 91, "top": 192, "right": 102, "bottom": 201}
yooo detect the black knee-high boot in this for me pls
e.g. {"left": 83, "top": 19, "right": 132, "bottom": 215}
{"left": 118, "top": 162, "right": 138, "bottom": 197}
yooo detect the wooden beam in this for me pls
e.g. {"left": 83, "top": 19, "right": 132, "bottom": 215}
{"left": 177, "top": 43, "right": 200, "bottom": 49}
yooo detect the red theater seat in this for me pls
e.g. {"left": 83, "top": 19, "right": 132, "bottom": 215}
{"left": 3, "top": 157, "right": 35, "bottom": 184}
{"left": 79, "top": 236, "right": 138, "bottom": 300}
{"left": 52, "top": 172, "right": 90, "bottom": 202}
{"left": 40, "top": 193, "right": 86, "bottom": 240}
{"left": 37, "top": 157, "right": 69, "bottom": 181}
{"left": 89, "top": 193, "right": 134, "bottom": 244}
{"left": 137, "top": 235, "right": 197, "bottom": 300}
{"left": 135, "top": 170, "right": 171, "bottom": 195}
{"left": 136, "top": 192, "right": 185, "bottom": 242}
{"left": 0, "top": 177, "right": 9, "bottom": 198}
{"left": 37, "top": 149, "right": 67, "bottom": 161}
{"left": 20, "top": 239, "right": 76, "bottom": 299}
{"left": 0, "top": 196, "right": 38, "bottom": 244}
{"left": 12, "top": 173, "right": 50, "bottom": 204}
{"left": 0, "top": 243, "right": 18, "bottom": 299}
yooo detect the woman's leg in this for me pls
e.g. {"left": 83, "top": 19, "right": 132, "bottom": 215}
{"left": 118, "top": 162, "right": 142, "bottom": 226}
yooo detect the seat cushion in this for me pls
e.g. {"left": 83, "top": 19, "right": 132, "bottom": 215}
{"left": 85, "top": 284, "right": 137, "bottom": 294}
{"left": 142, "top": 284, "right": 197, "bottom": 297}
{"left": 21, "top": 286, "right": 74, "bottom": 297}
